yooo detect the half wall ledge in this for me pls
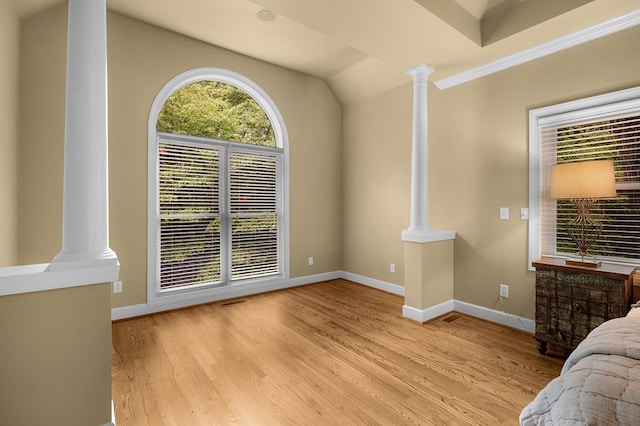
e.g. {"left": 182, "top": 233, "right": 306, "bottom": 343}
{"left": 401, "top": 229, "right": 456, "bottom": 243}
{"left": 0, "top": 261, "right": 120, "bottom": 297}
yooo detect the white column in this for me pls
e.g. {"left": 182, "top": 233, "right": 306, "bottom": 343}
{"left": 408, "top": 64, "right": 431, "bottom": 232}
{"left": 402, "top": 64, "right": 454, "bottom": 243}
{"left": 51, "top": 0, "right": 117, "bottom": 269}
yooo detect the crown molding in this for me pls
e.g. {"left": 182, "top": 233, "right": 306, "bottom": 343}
{"left": 434, "top": 8, "right": 640, "bottom": 90}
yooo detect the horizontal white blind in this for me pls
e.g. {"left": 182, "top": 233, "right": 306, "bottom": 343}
{"left": 229, "top": 150, "right": 279, "bottom": 279}
{"left": 159, "top": 141, "right": 221, "bottom": 289}
{"left": 540, "top": 114, "right": 640, "bottom": 262}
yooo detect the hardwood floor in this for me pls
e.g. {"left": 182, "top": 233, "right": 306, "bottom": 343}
{"left": 112, "top": 280, "right": 563, "bottom": 425}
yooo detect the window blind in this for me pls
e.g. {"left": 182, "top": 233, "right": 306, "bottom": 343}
{"left": 157, "top": 134, "right": 283, "bottom": 291}
{"left": 540, "top": 113, "right": 640, "bottom": 263}
{"left": 229, "top": 150, "right": 279, "bottom": 279}
{"left": 159, "top": 141, "right": 221, "bottom": 289}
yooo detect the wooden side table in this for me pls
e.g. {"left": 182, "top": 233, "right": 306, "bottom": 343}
{"left": 533, "top": 257, "right": 635, "bottom": 355}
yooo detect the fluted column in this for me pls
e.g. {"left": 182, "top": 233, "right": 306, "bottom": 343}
{"left": 51, "top": 0, "right": 117, "bottom": 269}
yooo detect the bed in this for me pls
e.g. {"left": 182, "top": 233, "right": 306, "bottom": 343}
{"left": 520, "top": 308, "right": 640, "bottom": 425}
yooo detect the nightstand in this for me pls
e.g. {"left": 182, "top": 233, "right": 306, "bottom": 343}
{"left": 533, "top": 257, "right": 636, "bottom": 355}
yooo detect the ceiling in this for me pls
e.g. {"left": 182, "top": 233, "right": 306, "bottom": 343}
{"left": 10, "top": 0, "right": 640, "bottom": 104}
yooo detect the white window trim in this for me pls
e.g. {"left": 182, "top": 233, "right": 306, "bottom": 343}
{"left": 147, "top": 68, "right": 290, "bottom": 308}
{"left": 528, "top": 86, "right": 640, "bottom": 270}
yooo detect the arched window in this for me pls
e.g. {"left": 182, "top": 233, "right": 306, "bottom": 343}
{"left": 148, "top": 68, "right": 288, "bottom": 307}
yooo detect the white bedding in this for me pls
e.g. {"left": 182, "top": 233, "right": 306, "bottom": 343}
{"left": 520, "top": 316, "right": 640, "bottom": 425}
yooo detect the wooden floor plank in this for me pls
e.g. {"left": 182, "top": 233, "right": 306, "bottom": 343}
{"left": 112, "top": 279, "right": 563, "bottom": 425}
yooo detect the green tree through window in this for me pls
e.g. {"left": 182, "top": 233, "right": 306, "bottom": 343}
{"left": 157, "top": 81, "right": 275, "bottom": 146}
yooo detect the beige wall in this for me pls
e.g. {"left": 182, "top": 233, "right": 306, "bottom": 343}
{"left": 342, "top": 84, "right": 411, "bottom": 284}
{"left": 19, "top": 5, "right": 343, "bottom": 308}
{"left": 343, "top": 26, "right": 640, "bottom": 319}
{"left": 18, "top": 4, "right": 66, "bottom": 265}
{"left": 0, "top": 0, "right": 19, "bottom": 266}
{"left": 0, "top": 283, "right": 113, "bottom": 426}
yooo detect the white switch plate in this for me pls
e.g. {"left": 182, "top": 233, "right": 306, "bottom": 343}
{"left": 390, "top": 263, "right": 395, "bottom": 273}
{"left": 113, "top": 280, "right": 122, "bottom": 293}
{"left": 499, "top": 207, "right": 509, "bottom": 220}
{"left": 521, "top": 208, "right": 529, "bottom": 220}
{"left": 308, "top": 256, "right": 314, "bottom": 266}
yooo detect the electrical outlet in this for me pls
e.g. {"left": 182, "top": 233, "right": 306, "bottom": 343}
{"left": 308, "top": 256, "right": 314, "bottom": 266}
{"left": 499, "top": 284, "right": 509, "bottom": 298}
{"left": 390, "top": 263, "right": 396, "bottom": 273}
{"left": 113, "top": 280, "right": 123, "bottom": 294}
{"left": 499, "top": 207, "right": 509, "bottom": 220}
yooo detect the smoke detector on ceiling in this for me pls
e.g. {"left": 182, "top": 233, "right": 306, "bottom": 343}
{"left": 256, "top": 9, "right": 277, "bottom": 21}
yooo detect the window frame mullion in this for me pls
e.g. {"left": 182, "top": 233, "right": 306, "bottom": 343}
{"left": 219, "top": 144, "right": 231, "bottom": 284}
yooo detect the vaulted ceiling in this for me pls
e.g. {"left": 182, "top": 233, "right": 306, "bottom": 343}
{"left": 10, "top": 0, "right": 640, "bottom": 104}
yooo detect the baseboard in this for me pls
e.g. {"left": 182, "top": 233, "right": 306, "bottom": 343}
{"left": 340, "top": 271, "right": 405, "bottom": 296}
{"left": 400, "top": 300, "right": 534, "bottom": 332}
{"left": 345, "top": 275, "right": 534, "bottom": 332}
{"left": 112, "top": 302, "right": 149, "bottom": 321}
{"left": 111, "top": 272, "right": 534, "bottom": 334}
{"left": 453, "top": 300, "right": 535, "bottom": 333}
{"left": 100, "top": 400, "right": 116, "bottom": 425}
{"left": 111, "top": 271, "right": 341, "bottom": 321}
{"left": 402, "top": 300, "right": 454, "bottom": 323}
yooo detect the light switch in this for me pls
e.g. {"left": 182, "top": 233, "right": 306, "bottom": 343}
{"left": 521, "top": 208, "right": 529, "bottom": 220}
{"left": 499, "top": 207, "right": 509, "bottom": 220}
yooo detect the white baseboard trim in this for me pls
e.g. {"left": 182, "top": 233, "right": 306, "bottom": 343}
{"left": 454, "top": 300, "right": 535, "bottom": 333}
{"left": 112, "top": 302, "right": 149, "bottom": 321}
{"left": 401, "top": 300, "right": 534, "bottom": 332}
{"left": 402, "top": 300, "right": 455, "bottom": 323}
{"left": 340, "top": 271, "right": 405, "bottom": 296}
{"left": 111, "top": 271, "right": 341, "bottom": 321}
{"left": 111, "top": 272, "right": 534, "bottom": 334}
{"left": 343, "top": 274, "right": 534, "bottom": 332}
{"left": 100, "top": 400, "right": 116, "bottom": 425}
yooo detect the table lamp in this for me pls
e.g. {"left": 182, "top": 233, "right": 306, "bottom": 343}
{"left": 550, "top": 159, "right": 617, "bottom": 266}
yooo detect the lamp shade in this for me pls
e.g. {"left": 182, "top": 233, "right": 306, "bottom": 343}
{"left": 550, "top": 159, "right": 617, "bottom": 199}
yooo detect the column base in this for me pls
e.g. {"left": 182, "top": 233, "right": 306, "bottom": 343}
{"left": 49, "top": 249, "right": 118, "bottom": 272}
{"left": 403, "top": 238, "right": 455, "bottom": 320}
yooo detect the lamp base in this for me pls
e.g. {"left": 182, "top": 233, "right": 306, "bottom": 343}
{"left": 566, "top": 256, "right": 601, "bottom": 268}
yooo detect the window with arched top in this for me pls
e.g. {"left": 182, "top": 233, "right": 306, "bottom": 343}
{"left": 148, "top": 68, "right": 288, "bottom": 306}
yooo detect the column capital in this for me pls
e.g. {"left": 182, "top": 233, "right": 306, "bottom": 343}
{"left": 407, "top": 64, "right": 435, "bottom": 82}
